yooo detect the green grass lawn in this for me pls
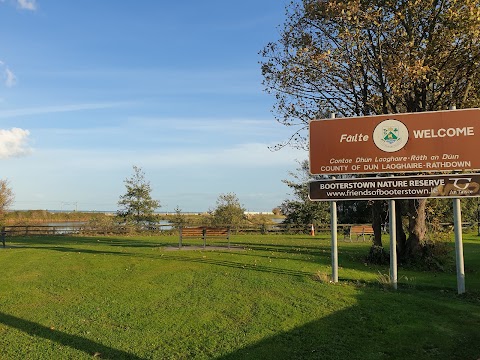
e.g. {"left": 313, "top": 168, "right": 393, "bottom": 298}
{"left": 0, "top": 233, "right": 479, "bottom": 359}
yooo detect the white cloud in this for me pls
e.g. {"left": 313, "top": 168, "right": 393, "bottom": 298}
{"left": 37, "top": 142, "right": 304, "bottom": 170}
{"left": 127, "top": 116, "right": 298, "bottom": 140}
{"left": 5, "top": 68, "right": 16, "bottom": 87}
{"left": 17, "top": 0, "right": 36, "bottom": 11}
{"left": 0, "top": 102, "right": 127, "bottom": 118}
{"left": 0, "top": 128, "right": 32, "bottom": 158}
{"left": 0, "top": 61, "right": 16, "bottom": 87}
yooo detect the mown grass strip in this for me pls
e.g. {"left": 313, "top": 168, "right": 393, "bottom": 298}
{"left": 0, "top": 233, "right": 478, "bottom": 359}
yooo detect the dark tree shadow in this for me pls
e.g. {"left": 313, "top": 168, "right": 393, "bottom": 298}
{"left": 0, "top": 312, "right": 145, "bottom": 359}
{"left": 7, "top": 234, "right": 174, "bottom": 249}
{"left": 3, "top": 236, "right": 480, "bottom": 359}
{"left": 214, "top": 288, "right": 480, "bottom": 360}
{"left": 9, "top": 242, "right": 317, "bottom": 279}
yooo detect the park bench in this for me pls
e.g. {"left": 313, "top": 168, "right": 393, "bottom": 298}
{"left": 347, "top": 225, "right": 374, "bottom": 241}
{"left": 179, "top": 226, "right": 231, "bottom": 249}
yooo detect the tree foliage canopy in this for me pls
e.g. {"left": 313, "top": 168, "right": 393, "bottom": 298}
{"left": 280, "top": 160, "right": 330, "bottom": 228}
{"left": 117, "top": 166, "right": 160, "bottom": 225}
{"left": 211, "top": 193, "right": 246, "bottom": 228}
{"left": 261, "top": 0, "right": 480, "bottom": 148}
{"left": 0, "top": 179, "right": 14, "bottom": 219}
{"left": 262, "top": 0, "right": 480, "bottom": 259}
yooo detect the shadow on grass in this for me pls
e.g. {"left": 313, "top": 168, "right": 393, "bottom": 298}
{"left": 0, "top": 312, "right": 145, "bottom": 360}
{"left": 232, "top": 240, "right": 370, "bottom": 259}
{"left": 8, "top": 235, "right": 174, "bottom": 249}
{"left": 8, "top": 235, "right": 367, "bottom": 262}
{"left": 155, "top": 253, "right": 315, "bottom": 278}
{"left": 14, "top": 242, "right": 317, "bottom": 279}
{"left": 4, "top": 236, "right": 480, "bottom": 359}
{"left": 11, "top": 235, "right": 480, "bottom": 288}
{"left": 214, "top": 288, "right": 480, "bottom": 360}
{"left": 24, "top": 245, "right": 133, "bottom": 256}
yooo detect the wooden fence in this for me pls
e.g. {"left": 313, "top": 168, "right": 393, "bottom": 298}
{"left": 1, "top": 223, "right": 331, "bottom": 237}
{"left": 2, "top": 224, "right": 86, "bottom": 236}
{"left": 2, "top": 222, "right": 474, "bottom": 238}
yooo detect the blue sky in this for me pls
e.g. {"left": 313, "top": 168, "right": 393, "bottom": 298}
{"left": 0, "top": 0, "right": 305, "bottom": 212}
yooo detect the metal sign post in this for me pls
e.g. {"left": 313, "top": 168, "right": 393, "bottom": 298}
{"left": 330, "top": 199, "right": 338, "bottom": 283}
{"left": 449, "top": 106, "right": 466, "bottom": 295}
{"left": 389, "top": 200, "right": 398, "bottom": 289}
{"left": 453, "top": 199, "right": 466, "bottom": 294}
{"left": 329, "top": 113, "right": 339, "bottom": 283}
{"left": 309, "top": 107, "right": 480, "bottom": 294}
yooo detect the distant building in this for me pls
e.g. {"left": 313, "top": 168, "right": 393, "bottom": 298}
{"left": 244, "top": 212, "right": 274, "bottom": 215}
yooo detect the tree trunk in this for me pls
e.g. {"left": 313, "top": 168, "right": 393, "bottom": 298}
{"left": 395, "top": 200, "right": 408, "bottom": 261}
{"left": 371, "top": 200, "right": 383, "bottom": 247}
{"left": 406, "top": 198, "right": 427, "bottom": 258}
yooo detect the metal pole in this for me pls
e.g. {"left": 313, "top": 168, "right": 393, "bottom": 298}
{"left": 389, "top": 199, "right": 397, "bottom": 290}
{"left": 453, "top": 198, "right": 466, "bottom": 294}
{"left": 329, "top": 112, "right": 338, "bottom": 283}
{"left": 449, "top": 105, "right": 465, "bottom": 294}
{"left": 330, "top": 199, "right": 338, "bottom": 283}
{"left": 477, "top": 203, "right": 480, "bottom": 237}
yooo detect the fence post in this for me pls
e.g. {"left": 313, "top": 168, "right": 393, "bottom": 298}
{"left": 1, "top": 227, "right": 5, "bottom": 248}
{"left": 178, "top": 226, "right": 183, "bottom": 249}
{"left": 228, "top": 227, "right": 231, "bottom": 249}
{"left": 203, "top": 227, "right": 207, "bottom": 249}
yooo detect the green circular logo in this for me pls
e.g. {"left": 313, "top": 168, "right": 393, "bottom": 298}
{"left": 373, "top": 119, "right": 409, "bottom": 153}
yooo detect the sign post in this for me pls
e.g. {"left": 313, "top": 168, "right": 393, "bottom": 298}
{"left": 453, "top": 199, "right": 466, "bottom": 294}
{"left": 330, "top": 198, "right": 338, "bottom": 283}
{"left": 309, "top": 173, "right": 480, "bottom": 201}
{"left": 329, "top": 113, "right": 339, "bottom": 283}
{"left": 309, "top": 108, "right": 480, "bottom": 294}
{"left": 477, "top": 204, "right": 480, "bottom": 236}
{"left": 389, "top": 199, "right": 397, "bottom": 290}
{"left": 309, "top": 174, "right": 480, "bottom": 293}
{"left": 310, "top": 109, "right": 480, "bottom": 175}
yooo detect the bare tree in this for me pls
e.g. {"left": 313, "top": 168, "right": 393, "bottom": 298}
{"left": 0, "top": 179, "right": 14, "bottom": 221}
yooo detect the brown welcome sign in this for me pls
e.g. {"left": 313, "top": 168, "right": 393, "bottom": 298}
{"left": 309, "top": 108, "right": 480, "bottom": 175}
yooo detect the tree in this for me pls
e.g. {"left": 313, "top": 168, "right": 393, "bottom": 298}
{"left": 425, "top": 197, "right": 479, "bottom": 233}
{"left": 170, "top": 206, "right": 187, "bottom": 229}
{"left": 272, "top": 207, "right": 283, "bottom": 216}
{"left": 280, "top": 160, "right": 330, "bottom": 231}
{"left": 261, "top": 0, "right": 480, "bottom": 260}
{"left": 117, "top": 166, "right": 160, "bottom": 226}
{"left": 211, "top": 193, "right": 246, "bottom": 228}
{"left": 0, "top": 179, "right": 14, "bottom": 221}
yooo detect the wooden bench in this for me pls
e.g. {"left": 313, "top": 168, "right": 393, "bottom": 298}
{"left": 348, "top": 225, "right": 374, "bottom": 241}
{"left": 179, "top": 226, "right": 231, "bottom": 249}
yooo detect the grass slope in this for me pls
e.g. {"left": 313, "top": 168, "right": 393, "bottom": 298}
{"left": 0, "top": 234, "right": 479, "bottom": 359}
